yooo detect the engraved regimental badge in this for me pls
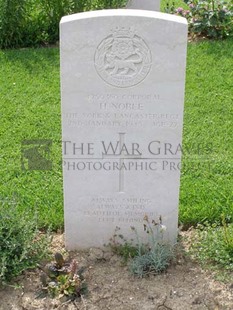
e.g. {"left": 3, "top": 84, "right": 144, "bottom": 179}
{"left": 94, "top": 27, "right": 152, "bottom": 88}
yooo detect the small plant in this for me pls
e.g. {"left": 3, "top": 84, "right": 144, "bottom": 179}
{"left": 41, "top": 252, "right": 87, "bottom": 300}
{"left": 0, "top": 205, "right": 51, "bottom": 285}
{"left": 108, "top": 216, "right": 174, "bottom": 277}
{"left": 168, "top": 0, "right": 233, "bottom": 39}
{"left": 222, "top": 214, "right": 233, "bottom": 256}
{"left": 107, "top": 226, "right": 138, "bottom": 263}
{"left": 190, "top": 219, "right": 233, "bottom": 272}
{"left": 129, "top": 216, "right": 174, "bottom": 277}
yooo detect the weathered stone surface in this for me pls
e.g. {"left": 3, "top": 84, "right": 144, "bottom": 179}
{"left": 126, "top": 0, "right": 160, "bottom": 12}
{"left": 60, "top": 10, "right": 188, "bottom": 249}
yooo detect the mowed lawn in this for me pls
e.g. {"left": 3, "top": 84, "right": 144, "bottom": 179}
{"left": 0, "top": 38, "right": 232, "bottom": 230}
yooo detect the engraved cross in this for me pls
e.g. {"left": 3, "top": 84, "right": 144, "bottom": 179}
{"left": 102, "top": 132, "right": 142, "bottom": 193}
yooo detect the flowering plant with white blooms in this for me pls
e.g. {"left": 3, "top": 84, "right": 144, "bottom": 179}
{"left": 108, "top": 215, "right": 175, "bottom": 277}
{"left": 128, "top": 215, "right": 174, "bottom": 277}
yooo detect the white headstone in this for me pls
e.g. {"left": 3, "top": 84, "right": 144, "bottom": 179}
{"left": 60, "top": 10, "right": 187, "bottom": 250}
{"left": 126, "top": 0, "right": 160, "bottom": 11}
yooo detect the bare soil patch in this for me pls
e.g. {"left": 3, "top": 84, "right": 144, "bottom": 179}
{"left": 0, "top": 233, "right": 232, "bottom": 310}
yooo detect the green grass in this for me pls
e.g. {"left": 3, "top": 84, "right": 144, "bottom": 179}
{"left": 0, "top": 203, "right": 51, "bottom": 284}
{"left": 0, "top": 39, "right": 232, "bottom": 230}
{"left": 190, "top": 221, "right": 233, "bottom": 281}
{"left": 180, "top": 39, "right": 233, "bottom": 226}
{"left": 161, "top": 0, "right": 189, "bottom": 12}
{"left": 0, "top": 48, "right": 63, "bottom": 229}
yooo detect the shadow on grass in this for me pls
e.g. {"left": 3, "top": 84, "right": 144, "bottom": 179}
{"left": 1, "top": 46, "right": 60, "bottom": 73}
{"left": 190, "top": 37, "right": 233, "bottom": 59}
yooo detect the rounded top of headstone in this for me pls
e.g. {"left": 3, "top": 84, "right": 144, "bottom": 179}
{"left": 60, "top": 9, "right": 188, "bottom": 25}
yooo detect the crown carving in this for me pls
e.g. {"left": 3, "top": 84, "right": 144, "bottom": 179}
{"left": 112, "top": 27, "right": 135, "bottom": 39}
